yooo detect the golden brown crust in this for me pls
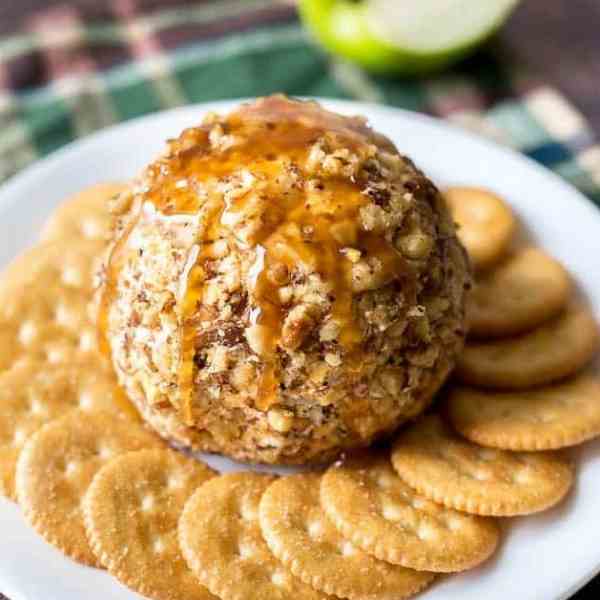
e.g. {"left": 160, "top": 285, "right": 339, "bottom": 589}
{"left": 446, "top": 373, "right": 600, "bottom": 450}
{"left": 391, "top": 415, "right": 574, "bottom": 516}
{"left": 259, "top": 473, "right": 435, "bottom": 599}
{"left": 320, "top": 452, "right": 499, "bottom": 573}
{"left": 0, "top": 359, "right": 132, "bottom": 501}
{"left": 457, "top": 303, "right": 600, "bottom": 389}
{"left": 444, "top": 186, "right": 516, "bottom": 271}
{"left": 84, "top": 449, "right": 217, "bottom": 600}
{"left": 179, "top": 472, "right": 329, "bottom": 600}
{"left": 15, "top": 411, "right": 163, "bottom": 566}
{"left": 0, "top": 240, "right": 106, "bottom": 372}
{"left": 467, "top": 247, "right": 571, "bottom": 338}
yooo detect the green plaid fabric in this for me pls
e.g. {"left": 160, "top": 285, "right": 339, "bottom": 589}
{"left": 1, "top": 0, "right": 599, "bottom": 208}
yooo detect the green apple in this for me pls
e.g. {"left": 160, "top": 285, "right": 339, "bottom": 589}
{"left": 299, "top": 0, "right": 521, "bottom": 75}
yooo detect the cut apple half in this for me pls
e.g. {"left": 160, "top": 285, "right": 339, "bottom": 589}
{"left": 299, "top": 0, "right": 521, "bottom": 75}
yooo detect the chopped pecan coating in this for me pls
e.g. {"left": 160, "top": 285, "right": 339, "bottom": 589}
{"left": 102, "top": 96, "right": 469, "bottom": 464}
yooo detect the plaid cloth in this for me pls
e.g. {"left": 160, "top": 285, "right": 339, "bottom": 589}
{"left": 1, "top": 0, "right": 599, "bottom": 211}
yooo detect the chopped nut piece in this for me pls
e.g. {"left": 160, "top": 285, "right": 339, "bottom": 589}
{"left": 267, "top": 407, "right": 294, "bottom": 433}
{"left": 341, "top": 247, "right": 362, "bottom": 263}
{"left": 306, "top": 141, "right": 327, "bottom": 173}
{"left": 309, "top": 362, "right": 329, "bottom": 386}
{"left": 290, "top": 352, "right": 306, "bottom": 369}
{"left": 281, "top": 304, "right": 319, "bottom": 351}
{"left": 396, "top": 232, "right": 433, "bottom": 260}
{"left": 212, "top": 239, "right": 229, "bottom": 258}
{"left": 319, "top": 319, "right": 340, "bottom": 342}
{"left": 414, "top": 314, "right": 432, "bottom": 342}
{"left": 387, "top": 319, "right": 407, "bottom": 338}
{"left": 209, "top": 346, "right": 229, "bottom": 373}
{"left": 351, "top": 258, "right": 386, "bottom": 292}
{"left": 203, "top": 281, "right": 221, "bottom": 306}
{"left": 208, "top": 122, "right": 240, "bottom": 152}
{"left": 324, "top": 353, "right": 342, "bottom": 367}
{"left": 360, "top": 203, "right": 388, "bottom": 233}
{"left": 245, "top": 325, "right": 269, "bottom": 357}
{"left": 378, "top": 368, "right": 405, "bottom": 396}
{"left": 267, "top": 263, "right": 289, "bottom": 286}
{"left": 231, "top": 362, "right": 256, "bottom": 391}
{"left": 223, "top": 269, "right": 241, "bottom": 293}
{"left": 278, "top": 286, "right": 293, "bottom": 305}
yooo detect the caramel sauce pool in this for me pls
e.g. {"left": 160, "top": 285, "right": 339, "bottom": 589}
{"left": 102, "top": 97, "right": 408, "bottom": 420}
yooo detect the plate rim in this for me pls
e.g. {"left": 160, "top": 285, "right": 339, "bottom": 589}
{"left": 0, "top": 97, "right": 599, "bottom": 600}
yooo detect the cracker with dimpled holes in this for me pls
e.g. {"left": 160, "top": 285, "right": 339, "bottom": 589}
{"left": 391, "top": 414, "right": 574, "bottom": 516}
{"left": 16, "top": 410, "right": 162, "bottom": 566}
{"left": 179, "top": 472, "right": 333, "bottom": 600}
{"left": 444, "top": 186, "right": 516, "bottom": 271}
{"left": 446, "top": 372, "right": 600, "bottom": 450}
{"left": 467, "top": 247, "right": 571, "bottom": 338}
{"left": 40, "top": 183, "right": 126, "bottom": 244}
{"left": 320, "top": 451, "right": 499, "bottom": 573}
{"left": 259, "top": 473, "right": 434, "bottom": 600}
{"left": 84, "top": 448, "right": 217, "bottom": 600}
{"left": 0, "top": 240, "right": 106, "bottom": 372}
{"left": 456, "top": 303, "right": 600, "bottom": 389}
{"left": 0, "top": 359, "right": 136, "bottom": 501}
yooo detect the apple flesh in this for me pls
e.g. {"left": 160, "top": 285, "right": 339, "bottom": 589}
{"left": 299, "top": 0, "right": 520, "bottom": 76}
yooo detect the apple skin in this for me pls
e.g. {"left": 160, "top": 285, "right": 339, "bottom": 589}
{"left": 299, "top": 0, "right": 505, "bottom": 76}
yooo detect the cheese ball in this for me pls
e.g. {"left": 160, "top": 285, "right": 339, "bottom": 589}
{"left": 100, "top": 96, "right": 469, "bottom": 464}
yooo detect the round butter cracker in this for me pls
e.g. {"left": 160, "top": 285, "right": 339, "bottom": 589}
{"left": 444, "top": 187, "right": 516, "bottom": 271}
{"left": 259, "top": 473, "right": 434, "bottom": 600}
{"left": 84, "top": 448, "right": 216, "bottom": 600}
{"left": 179, "top": 472, "right": 332, "bottom": 600}
{"left": 447, "top": 373, "right": 600, "bottom": 450}
{"left": 40, "top": 183, "right": 126, "bottom": 244}
{"left": 468, "top": 247, "right": 571, "bottom": 338}
{"left": 0, "top": 240, "right": 105, "bottom": 372}
{"left": 457, "top": 303, "right": 600, "bottom": 389}
{"left": 16, "top": 410, "right": 162, "bottom": 566}
{"left": 391, "top": 415, "right": 574, "bottom": 516}
{"left": 320, "top": 452, "right": 499, "bottom": 573}
{"left": 0, "top": 360, "right": 130, "bottom": 501}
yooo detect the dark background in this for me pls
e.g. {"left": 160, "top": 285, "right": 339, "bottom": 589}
{"left": 0, "top": 0, "right": 599, "bottom": 598}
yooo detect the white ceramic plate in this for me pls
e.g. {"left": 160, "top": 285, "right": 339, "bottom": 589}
{"left": 1, "top": 99, "right": 599, "bottom": 600}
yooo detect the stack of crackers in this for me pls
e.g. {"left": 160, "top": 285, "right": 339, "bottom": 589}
{"left": 446, "top": 187, "right": 600, "bottom": 452}
{"left": 0, "top": 184, "right": 599, "bottom": 600}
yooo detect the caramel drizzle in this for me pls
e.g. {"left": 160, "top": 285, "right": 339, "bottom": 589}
{"left": 101, "top": 97, "right": 409, "bottom": 420}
